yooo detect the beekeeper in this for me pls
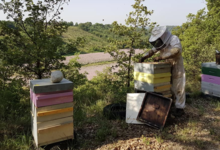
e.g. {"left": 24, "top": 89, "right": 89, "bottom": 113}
{"left": 139, "top": 26, "right": 185, "bottom": 117}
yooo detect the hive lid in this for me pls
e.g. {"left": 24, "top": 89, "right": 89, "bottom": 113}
{"left": 202, "top": 62, "right": 220, "bottom": 69}
{"left": 30, "top": 78, "right": 73, "bottom": 94}
{"left": 134, "top": 62, "right": 172, "bottom": 74}
{"left": 126, "top": 93, "right": 145, "bottom": 124}
{"left": 137, "top": 92, "right": 172, "bottom": 130}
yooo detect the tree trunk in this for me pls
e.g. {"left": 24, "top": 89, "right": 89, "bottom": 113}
{"left": 127, "top": 39, "right": 135, "bottom": 92}
{"left": 36, "top": 59, "right": 42, "bottom": 79}
{"left": 37, "top": 73, "right": 42, "bottom": 79}
{"left": 127, "top": 48, "right": 132, "bottom": 91}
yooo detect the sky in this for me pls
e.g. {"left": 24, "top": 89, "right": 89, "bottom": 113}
{"left": 0, "top": 0, "right": 207, "bottom": 26}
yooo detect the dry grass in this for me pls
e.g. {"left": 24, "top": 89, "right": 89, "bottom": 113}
{"left": 74, "top": 96, "right": 220, "bottom": 150}
{"left": 1, "top": 93, "right": 220, "bottom": 150}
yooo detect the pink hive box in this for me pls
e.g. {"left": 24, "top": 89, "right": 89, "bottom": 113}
{"left": 201, "top": 74, "right": 220, "bottom": 85}
{"left": 30, "top": 89, "right": 73, "bottom": 107}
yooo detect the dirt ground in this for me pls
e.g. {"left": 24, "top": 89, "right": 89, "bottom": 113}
{"left": 65, "top": 49, "right": 145, "bottom": 80}
{"left": 79, "top": 62, "right": 117, "bottom": 80}
{"left": 75, "top": 96, "right": 220, "bottom": 150}
{"left": 75, "top": 49, "right": 145, "bottom": 80}
{"left": 63, "top": 49, "right": 144, "bottom": 65}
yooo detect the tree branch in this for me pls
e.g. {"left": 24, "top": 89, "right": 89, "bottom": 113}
{"left": 48, "top": 0, "right": 63, "bottom": 23}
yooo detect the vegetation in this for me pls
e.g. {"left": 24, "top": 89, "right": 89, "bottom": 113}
{"left": 0, "top": 0, "right": 84, "bottom": 79}
{"left": 61, "top": 54, "right": 88, "bottom": 89}
{"left": 77, "top": 22, "right": 176, "bottom": 49}
{"left": 1, "top": 0, "right": 220, "bottom": 149}
{"left": 172, "top": 0, "right": 220, "bottom": 91}
{"left": 78, "top": 22, "right": 125, "bottom": 43}
{"left": 82, "top": 60, "right": 116, "bottom": 67}
{"left": 106, "top": 0, "right": 156, "bottom": 91}
{"left": 62, "top": 26, "right": 109, "bottom": 53}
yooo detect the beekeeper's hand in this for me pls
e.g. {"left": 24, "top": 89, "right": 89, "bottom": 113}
{"left": 153, "top": 57, "right": 162, "bottom": 62}
{"left": 139, "top": 56, "right": 148, "bottom": 63}
{"left": 139, "top": 48, "right": 157, "bottom": 63}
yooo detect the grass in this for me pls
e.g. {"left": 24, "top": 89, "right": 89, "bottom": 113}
{"left": 209, "top": 128, "right": 216, "bottom": 135}
{"left": 0, "top": 118, "right": 32, "bottom": 150}
{"left": 120, "top": 119, "right": 128, "bottom": 130}
{"left": 155, "top": 135, "right": 164, "bottom": 143}
{"left": 190, "top": 91, "right": 204, "bottom": 98}
{"left": 82, "top": 60, "right": 116, "bottom": 67}
{"left": 62, "top": 26, "right": 110, "bottom": 53}
{"left": 63, "top": 51, "right": 88, "bottom": 56}
{"left": 95, "top": 120, "right": 111, "bottom": 142}
{"left": 215, "top": 101, "right": 220, "bottom": 111}
{"left": 0, "top": 134, "right": 32, "bottom": 150}
{"left": 86, "top": 99, "right": 109, "bottom": 116}
{"left": 1, "top": 73, "right": 220, "bottom": 150}
{"left": 142, "top": 135, "right": 150, "bottom": 145}
{"left": 111, "top": 128, "right": 118, "bottom": 138}
{"left": 195, "top": 138, "right": 205, "bottom": 149}
{"left": 1, "top": 93, "right": 220, "bottom": 150}
{"left": 198, "top": 105, "right": 205, "bottom": 115}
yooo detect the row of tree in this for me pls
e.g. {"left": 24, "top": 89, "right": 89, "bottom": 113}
{"left": 172, "top": 0, "right": 220, "bottom": 87}
{"left": 0, "top": 20, "right": 77, "bottom": 27}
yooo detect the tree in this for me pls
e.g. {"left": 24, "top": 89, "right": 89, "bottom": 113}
{"left": 79, "top": 22, "right": 92, "bottom": 31}
{"left": 69, "top": 21, "right": 73, "bottom": 26}
{"left": 172, "top": 0, "right": 220, "bottom": 89}
{"left": 61, "top": 53, "right": 88, "bottom": 88}
{"left": 106, "top": 0, "right": 156, "bottom": 92}
{"left": 205, "top": 0, "right": 220, "bottom": 50}
{"left": 0, "top": 0, "right": 83, "bottom": 79}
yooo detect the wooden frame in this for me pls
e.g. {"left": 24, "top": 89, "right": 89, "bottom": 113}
{"left": 136, "top": 92, "right": 172, "bottom": 130}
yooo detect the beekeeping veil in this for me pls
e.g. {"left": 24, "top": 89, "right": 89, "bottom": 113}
{"left": 149, "top": 26, "right": 172, "bottom": 50}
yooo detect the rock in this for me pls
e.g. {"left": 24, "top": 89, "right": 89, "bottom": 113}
{"left": 51, "top": 70, "right": 63, "bottom": 83}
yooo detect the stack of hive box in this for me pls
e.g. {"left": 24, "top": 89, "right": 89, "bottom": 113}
{"left": 201, "top": 62, "right": 220, "bottom": 97}
{"left": 30, "top": 78, "right": 74, "bottom": 148}
{"left": 134, "top": 62, "right": 172, "bottom": 98}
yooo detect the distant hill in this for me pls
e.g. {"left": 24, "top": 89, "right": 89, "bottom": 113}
{"left": 62, "top": 26, "right": 110, "bottom": 54}
{"left": 77, "top": 22, "right": 152, "bottom": 49}
{"left": 0, "top": 20, "right": 178, "bottom": 55}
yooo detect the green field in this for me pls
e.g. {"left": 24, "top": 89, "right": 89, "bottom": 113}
{"left": 62, "top": 26, "right": 110, "bottom": 53}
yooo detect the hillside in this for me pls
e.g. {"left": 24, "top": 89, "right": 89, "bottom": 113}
{"left": 0, "top": 21, "right": 177, "bottom": 54}
{"left": 62, "top": 26, "right": 110, "bottom": 54}
{"left": 78, "top": 23, "right": 119, "bottom": 41}
{"left": 0, "top": 21, "right": 178, "bottom": 55}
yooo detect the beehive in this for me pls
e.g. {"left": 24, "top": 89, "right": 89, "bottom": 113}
{"left": 134, "top": 62, "right": 172, "bottom": 98}
{"left": 30, "top": 78, "right": 74, "bottom": 147}
{"left": 201, "top": 62, "right": 220, "bottom": 97}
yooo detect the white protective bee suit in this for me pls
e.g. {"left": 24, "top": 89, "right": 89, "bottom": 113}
{"left": 141, "top": 26, "right": 186, "bottom": 109}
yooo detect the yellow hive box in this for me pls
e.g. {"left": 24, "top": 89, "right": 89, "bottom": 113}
{"left": 134, "top": 62, "right": 172, "bottom": 97}
{"left": 134, "top": 72, "right": 171, "bottom": 84}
